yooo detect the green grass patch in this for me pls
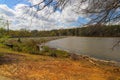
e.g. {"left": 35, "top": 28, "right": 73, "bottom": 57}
{"left": 1, "top": 37, "right": 69, "bottom": 58}
{"left": 40, "top": 46, "right": 70, "bottom": 58}
{"left": 9, "top": 39, "right": 40, "bottom": 54}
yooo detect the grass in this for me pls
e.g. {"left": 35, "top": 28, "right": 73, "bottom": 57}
{"left": 3, "top": 37, "right": 70, "bottom": 58}
{"left": 39, "top": 46, "right": 70, "bottom": 58}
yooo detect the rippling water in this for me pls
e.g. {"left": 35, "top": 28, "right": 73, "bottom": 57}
{"left": 46, "top": 37, "right": 120, "bottom": 62}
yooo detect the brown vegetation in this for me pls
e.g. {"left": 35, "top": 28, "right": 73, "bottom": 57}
{"left": 0, "top": 49, "right": 120, "bottom": 80}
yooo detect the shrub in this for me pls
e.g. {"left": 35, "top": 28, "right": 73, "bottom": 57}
{"left": 0, "top": 53, "right": 4, "bottom": 57}
{"left": 5, "top": 38, "right": 69, "bottom": 58}
{"left": 7, "top": 39, "right": 40, "bottom": 54}
{"left": 41, "top": 46, "right": 69, "bottom": 58}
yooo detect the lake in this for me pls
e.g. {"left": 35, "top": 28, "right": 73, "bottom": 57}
{"left": 46, "top": 37, "right": 120, "bottom": 62}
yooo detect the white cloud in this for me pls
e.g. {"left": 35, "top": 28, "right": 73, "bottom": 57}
{"left": 0, "top": 1, "right": 87, "bottom": 30}
{"left": 29, "top": 0, "right": 43, "bottom": 5}
{"left": 0, "top": 4, "right": 15, "bottom": 17}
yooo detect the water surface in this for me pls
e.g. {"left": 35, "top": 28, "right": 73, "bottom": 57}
{"left": 46, "top": 37, "right": 120, "bottom": 62}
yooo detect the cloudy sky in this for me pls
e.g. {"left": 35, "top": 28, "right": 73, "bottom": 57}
{"left": 0, "top": 0, "right": 88, "bottom": 30}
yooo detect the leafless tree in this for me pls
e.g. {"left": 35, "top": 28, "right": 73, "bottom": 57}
{"left": 29, "top": 0, "right": 120, "bottom": 48}
{"left": 1, "top": 0, "right": 120, "bottom": 25}
{"left": 29, "top": 0, "right": 120, "bottom": 24}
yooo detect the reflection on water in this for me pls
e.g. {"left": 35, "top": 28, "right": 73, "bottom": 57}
{"left": 46, "top": 37, "right": 120, "bottom": 62}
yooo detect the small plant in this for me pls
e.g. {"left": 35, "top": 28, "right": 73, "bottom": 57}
{"left": 0, "top": 35, "right": 10, "bottom": 43}
{"left": 70, "top": 53, "right": 80, "bottom": 60}
{"left": 41, "top": 46, "right": 69, "bottom": 58}
{"left": 0, "top": 53, "right": 4, "bottom": 57}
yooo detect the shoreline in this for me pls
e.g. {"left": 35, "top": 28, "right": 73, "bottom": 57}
{"left": 46, "top": 36, "right": 120, "bottom": 66}
{"left": 48, "top": 45, "right": 120, "bottom": 66}
{"left": 0, "top": 46, "right": 120, "bottom": 80}
{"left": 70, "top": 53, "right": 120, "bottom": 66}
{"left": 47, "top": 47, "right": 120, "bottom": 67}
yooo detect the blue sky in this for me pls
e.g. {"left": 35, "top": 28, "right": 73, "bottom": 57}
{"left": 0, "top": 0, "right": 88, "bottom": 30}
{"left": 0, "top": 0, "right": 31, "bottom": 8}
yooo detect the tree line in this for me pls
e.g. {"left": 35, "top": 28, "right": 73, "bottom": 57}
{"left": 0, "top": 25, "right": 120, "bottom": 38}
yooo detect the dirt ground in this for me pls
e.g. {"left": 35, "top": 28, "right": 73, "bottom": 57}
{"left": 0, "top": 51, "right": 120, "bottom": 80}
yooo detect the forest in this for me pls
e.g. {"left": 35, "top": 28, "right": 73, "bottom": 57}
{"left": 0, "top": 24, "right": 120, "bottom": 38}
